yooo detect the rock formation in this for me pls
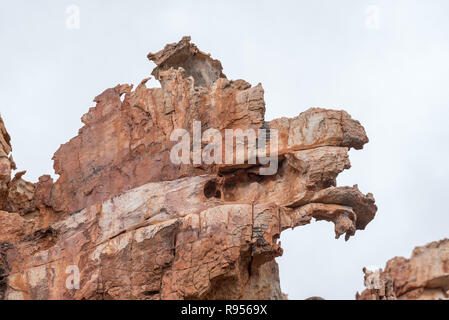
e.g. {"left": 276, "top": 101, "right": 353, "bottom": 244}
{"left": 357, "top": 239, "right": 449, "bottom": 300}
{"left": 0, "top": 37, "right": 376, "bottom": 300}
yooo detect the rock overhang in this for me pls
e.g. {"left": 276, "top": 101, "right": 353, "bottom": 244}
{"left": 0, "top": 36, "right": 377, "bottom": 300}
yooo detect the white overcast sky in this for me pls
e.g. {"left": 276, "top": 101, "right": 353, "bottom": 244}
{"left": 1, "top": 0, "right": 448, "bottom": 299}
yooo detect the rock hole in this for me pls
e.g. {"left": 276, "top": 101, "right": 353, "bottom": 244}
{"left": 142, "top": 290, "right": 160, "bottom": 296}
{"left": 204, "top": 180, "right": 221, "bottom": 199}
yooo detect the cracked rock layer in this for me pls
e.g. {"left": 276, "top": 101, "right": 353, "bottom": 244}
{"left": 0, "top": 37, "right": 376, "bottom": 300}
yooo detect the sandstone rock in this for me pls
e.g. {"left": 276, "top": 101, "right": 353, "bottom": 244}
{"left": 357, "top": 239, "right": 449, "bottom": 300}
{"left": 0, "top": 37, "right": 377, "bottom": 300}
{"left": 0, "top": 115, "right": 36, "bottom": 215}
{"left": 147, "top": 36, "right": 226, "bottom": 88}
{"left": 0, "top": 114, "right": 14, "bottom": 209}
{"left": 0, "top": 210, "right": 28, "bottom": 243}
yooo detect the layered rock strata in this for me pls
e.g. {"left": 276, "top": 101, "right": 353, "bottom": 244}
{"left": 0, "top": 37, "right": 376, "bottom": 300}
{"left": 358, "top": 239, "right": 449, "bottom": 300}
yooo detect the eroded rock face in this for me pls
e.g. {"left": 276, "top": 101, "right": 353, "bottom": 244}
{"left": 357, "top": 239, "right": 449, "bottom": 300}
{"left": 0, "top": 116, "right": 15, "bottom": 209}
{"left": 148, "top": 36, "right": 226, "bottom": 88}
{"left": 0, "top": 37, "right": 377, "bottom": 300}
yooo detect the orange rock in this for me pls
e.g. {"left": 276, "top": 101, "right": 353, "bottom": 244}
{"left": 0, "top": 37, "right": 377, "bottom": 300}
{"left": 358, "top": 239, "right": 449, "bottom": 300}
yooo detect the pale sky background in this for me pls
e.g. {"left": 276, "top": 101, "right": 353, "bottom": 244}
{"left": 1, "top": 0, "right": 448, "bottom": 299}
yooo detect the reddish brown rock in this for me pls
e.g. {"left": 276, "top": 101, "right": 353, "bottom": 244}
{"left": 49, "top": 71, "right": 265, "bottom": 214}
{"left": 0, "top": 210, "right": 29, "bottom": 243}
{"left": 148, "top": 35, "right": 226, "bottom": 88}
{"left": 0, "top": 115, "right": 14, "bottom": 209}
{"left": 0, "top": 37, "right": 377, "bottom": 300}
{"left": 0, "top": 115, "right": 36, "bottom": 216}
{"left": 357, "top": 239, "right": 449, "bottom": 300}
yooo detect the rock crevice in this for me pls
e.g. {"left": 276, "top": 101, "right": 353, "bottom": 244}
{"left": 0, "top": 37, "right": 376, "bottom": 300}
{"left": 358, "top": 239, "right": 449, "bottom": 300}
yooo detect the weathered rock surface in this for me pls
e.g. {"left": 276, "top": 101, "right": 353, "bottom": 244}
{"left": 357, "top": 239, "right": 449, "bottom": 300}
{"left": 0, "top": 37, "right": 377, "bottom": 300}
